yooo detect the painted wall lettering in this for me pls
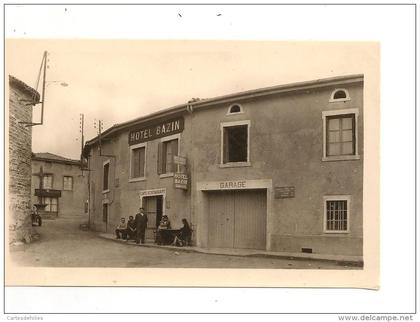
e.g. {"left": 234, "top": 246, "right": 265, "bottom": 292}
{"left": 129, "top": 117, "right": 184, "bottom": 145}
{"left": 219, "top": 180, "right": 247, "bottom": 189}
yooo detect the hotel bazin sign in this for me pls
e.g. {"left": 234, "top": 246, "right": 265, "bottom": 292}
{"left": 174, "top": 172, "right": 188, "bottom": 190}
{"left": 129, "top": 117, "right": 184, "bottom": 145}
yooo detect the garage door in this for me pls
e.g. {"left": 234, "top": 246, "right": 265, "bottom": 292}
{"left": 208, "top": 189, "right": 267, "bottom": 250}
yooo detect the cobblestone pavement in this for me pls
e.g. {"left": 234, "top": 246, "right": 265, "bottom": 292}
{"left": 9, "top": 214, "right": 358, "bottom": 269}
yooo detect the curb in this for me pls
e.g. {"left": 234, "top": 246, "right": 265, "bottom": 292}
{"left": 97, "top": 233, "right": 363, "bottom": 267}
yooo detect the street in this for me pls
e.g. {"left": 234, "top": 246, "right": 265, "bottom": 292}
{"left": 10, "top": 215, "right": 358, "bottom": 269}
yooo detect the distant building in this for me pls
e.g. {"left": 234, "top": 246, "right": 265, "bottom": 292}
{"left": 31, "top": 153, "right": 88, "bottom": 218}
{"left": 83, "top": 75, "right": 363, "bottom": 257}
{"left": 8, "top": 75, "right": 40, "bottom": 244}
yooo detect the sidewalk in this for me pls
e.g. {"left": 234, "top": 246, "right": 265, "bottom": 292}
{"left": 98, "top": 233, "right": 363, "bottom": 266}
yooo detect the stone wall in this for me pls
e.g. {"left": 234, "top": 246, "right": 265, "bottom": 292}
{"left": 8, "top": 76, "right": 39, "bottom": 244}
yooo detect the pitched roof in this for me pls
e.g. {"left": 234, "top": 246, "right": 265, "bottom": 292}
{"left": 32, "top": 152, "right": 81, "bottom": 165}
{"left": 83, "top": 74, "right": 364, "bottom": 155}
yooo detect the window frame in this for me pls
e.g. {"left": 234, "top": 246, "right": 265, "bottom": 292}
{"left": 41, "top": 196, "right": 59, "bottom": 213}
{"left": 329, "top": 88, "right": 351, "bottom": 103}
{"left": 226, "top": 103, "right": 244, "bottom": 116}
{"left": 63, "top": 176, "right": 73, "bottom": 191}
{"left": 43, "top": 174, "right": 54, "bottom": 189}
{"left": 322, "top": 108, "right": 360, "bottom": 162}
{"left": 159, "top": 133, "right": 181, "bottom": 178}
{"left": 102, "top": 160, "right": 110, "bottom": 193}
{"left": 323, "top": 195, "right": 351, "bottom": 234}
{"left": 220, "top": 120, "right": 251, "bottom": 168}
{"left": 129, "top": 142, "right": 147, "bottom": 182}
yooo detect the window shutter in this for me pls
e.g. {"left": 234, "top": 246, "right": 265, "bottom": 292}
{"left": 223, "top": 128, "right": 228, "bottom": 163}
{"left": 172, "top": 139, "right": 179, "bottom": 172}
{"left": 157, "top": 142, "right": 163, "bottom": 174}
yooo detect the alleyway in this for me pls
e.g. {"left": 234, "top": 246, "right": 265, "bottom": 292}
{"left": 10, "top": 215, "right": 358, "bottom": 269}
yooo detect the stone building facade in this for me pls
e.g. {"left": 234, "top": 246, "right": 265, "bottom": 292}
{"left": 8, "top": 76, "right": 40, "bottom": 244}
{"left": 31, "top": 153, "right": 88, "bottom": 218}
{"left": 83, "top": 75, "right": 364, "bottom": 257}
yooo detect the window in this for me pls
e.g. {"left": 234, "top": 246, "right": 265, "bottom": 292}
{"left": 43, "top": 174, "right": 53, "bottom": 189}
{"left": 227, "top": 104, "right": 243, "bottom": 115}
{"left": 41, "top": 197, "right": 58, "bottom": 212}
{"left": 324, "top": 196, "right": 350, "bottom": 233}
{"left": 63, "top": 176, "right": 73, "bottom": 191}
{"left": 221, "top": 120, "right": 250, "bottom": 166}
{"left": 326, "top": 114, "right": 355, "bottom": 156}
{"left": 322, "top": 108, "right": 360, "bottom": 161}
{"left": 129, "top": 143, "right": 146, "bottom": 181}
{"left": 158, "top": 135, "right": 179, "bottom": 175}
{"left": 103, "top": 161, "right": 110, "bottom": 191}
{"left": 102, "top": 203, "right": 108, "bottom": 223}
{"left": 329, "top": 88, "right": 350, "bottom": 102}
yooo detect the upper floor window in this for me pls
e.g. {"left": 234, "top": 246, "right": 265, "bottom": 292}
{"left": 103, "top": 161, "right": 110, "bottom": 191}
{"left": 227, "top": 104, "right": 243, "bottom": 115}
{"left": 158, "top": 134, "right": 179, "bottom": 175}
{"left": 63, "top": 176, "right": 73, "bottom": 191}
{"left": 220, "top": 120, "right": 250, "bottom": 166}
{"left": 130, "top": 143, "right": 146, "bottom": 181}
{"left": 324, "top": 196, "right": 350, "bottom": 233}
{"left": 322, "top": 108, "right": 360, "bottom": 161}
{"left": 43, "top": 174, "right": 53, "bottom": 189}
{"left": 326, "top": 114, "right": 355, "bottom": 156}
{"left": 329, "top": 88, "right": 350, "bottom": 102}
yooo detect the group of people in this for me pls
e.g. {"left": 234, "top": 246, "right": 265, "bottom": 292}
{"left": 115, "top": 207, "right": 192, "bottom": 247}
{"left": 115, "top": 207, "right": 148, "bottom": 244}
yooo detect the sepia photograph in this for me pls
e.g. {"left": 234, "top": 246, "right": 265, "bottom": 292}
{"left": 6, "top": 38, "right": 379, "bottom": 284}
{"left": 4, "top": 2, "right": 418, "bottom": 318}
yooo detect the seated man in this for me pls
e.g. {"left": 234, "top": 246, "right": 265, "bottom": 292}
{"left": 115, "top": 217, "right": 128, "bottom": 240}
{"left": 172, "top": 218, "right": 192, "bottom": 247}
{"left": 156, "top": 215, "right": 171, "bottom": 245}
{"left": 127, "top": 215, "right": 137, "bottom": 241}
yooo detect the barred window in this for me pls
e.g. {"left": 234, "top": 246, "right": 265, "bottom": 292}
{"left": 325, "top": 199, "right": 349, "bottom": 232}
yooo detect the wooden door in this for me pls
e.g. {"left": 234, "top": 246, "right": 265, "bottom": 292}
{"left": 207, "top": 190, "right": 267, "bottom": 250}
{"left": 233, "top": 190, "right": 267, "bottom": 250}
{"left": 144, "top": 196, "right": 157, "bottom": 240}
{"left": 208, "top": 191, "right": 235, "bottom": 248}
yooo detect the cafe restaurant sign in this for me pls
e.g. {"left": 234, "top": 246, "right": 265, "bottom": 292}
{"left": 129, "top": 117, "right": 184, "bottom": 145}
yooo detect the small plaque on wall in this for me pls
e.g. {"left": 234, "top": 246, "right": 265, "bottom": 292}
{"left": 275, "top": 186, "right": 295, "bottom": 199}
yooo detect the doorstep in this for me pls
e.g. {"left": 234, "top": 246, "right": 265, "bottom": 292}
{"left": 98, "top": 233, "right": 363, "bottom": 266}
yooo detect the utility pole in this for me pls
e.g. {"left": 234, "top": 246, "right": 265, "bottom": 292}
{"left": 79, "top": 113, "right": 85, "bottom": 167}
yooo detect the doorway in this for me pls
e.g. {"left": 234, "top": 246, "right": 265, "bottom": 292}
{"left": 142, "top": 195, "right": 163, "bottom": 241}
{"left": 207, "top": 189, "right": 267, "bottom": 250}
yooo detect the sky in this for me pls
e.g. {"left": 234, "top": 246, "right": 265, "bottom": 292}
{"left": 6, "top": 39, "right": 377, "bottom": 159}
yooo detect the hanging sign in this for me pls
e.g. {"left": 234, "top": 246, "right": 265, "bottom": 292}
{"left": 174, "top": 172, "right": 188, "bottom": 190}
{"left": 173, "top": 155, "right": 187, "bottom": 165}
